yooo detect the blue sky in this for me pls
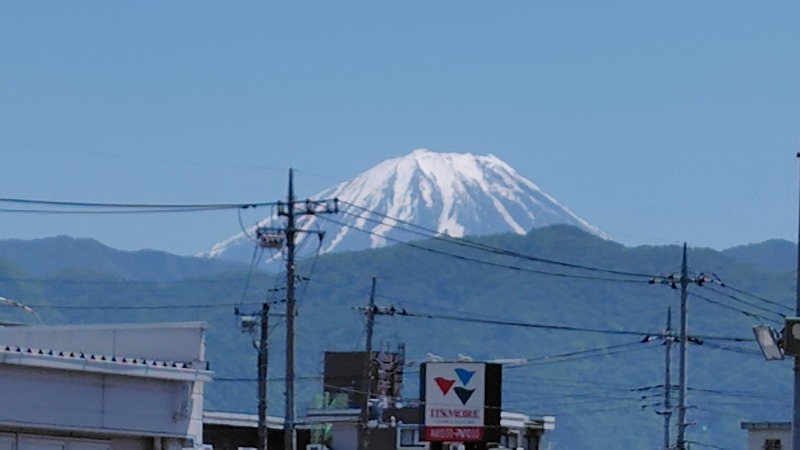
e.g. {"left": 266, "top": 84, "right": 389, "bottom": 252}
{"left": 1, "top": 2, "right": 798, "bottom": 255}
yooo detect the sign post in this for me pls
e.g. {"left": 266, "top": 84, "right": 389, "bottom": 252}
{"left": 421, "top": 362, "right": 502, "bottom": 445}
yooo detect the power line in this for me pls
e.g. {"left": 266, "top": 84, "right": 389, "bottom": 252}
{"left": 0, "top": 206, "right": 245, "bottom": 215}
{"left": 318, "top": 215, "right": 652, "bottom": 284}
{"left": 339, "top": 202, "right": 658, "bottom": 278}
{"left": 688, "top": 291, "right": 782, "bottom": 324}
{"left": 718, "top": 283, "right": 793, "bottom": 312}
{"left": 703, "top": 285, "right": 788, "bottom": 319}
{"left": 0, "top": 197, "right": 276, "bottom": 210}
{"left": 26, "top": 301, "right": 266, "bottom": 310}
{"left": 368, "top": 306, "right": 660, "bottom": 337}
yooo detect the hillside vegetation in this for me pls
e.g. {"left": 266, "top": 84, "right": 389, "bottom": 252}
{"left": 0, "top": 227, "right": 793, "bottom": 450}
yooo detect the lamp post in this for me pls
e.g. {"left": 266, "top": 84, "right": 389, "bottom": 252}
{"left": 794, "top": 152, "right": 800, "bottom": 450}
{"left": 752, "top": 153, "right": 800, "bottom": 449}
{"left": 0, "top": 295, "right": 42, "bottom": 324}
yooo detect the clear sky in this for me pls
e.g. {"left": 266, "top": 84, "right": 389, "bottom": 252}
{"left": 1, "top": 2, "right": 798, "bottom": 256}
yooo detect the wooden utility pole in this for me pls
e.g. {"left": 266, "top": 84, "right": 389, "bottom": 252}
{"left": 360, "top": 278, "right": 377, "bottom": 450}
{"left": 258, "top": 302, "right": 270, "bottom": 450}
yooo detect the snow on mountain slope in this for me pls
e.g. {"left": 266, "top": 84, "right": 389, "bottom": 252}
{"left": 203, "top": 149, "right": 605, "bottom": 262}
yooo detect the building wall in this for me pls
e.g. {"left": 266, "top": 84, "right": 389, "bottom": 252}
{"left": 0, "top": 431, "right": 150, "bottom": 450}
{"left": 0, "top": 364, "right": 195, "bottom": 439}
{"left": 746, "top": 429, "right": 791, "bottom": 450}
{"left": 0, "top": 322, "right": 208, "bottom": 447}
{"left": 0, "top": 322, "right": 206, "bottom": 363}
{"left": 330, "top": 424, "right": 358, "bottom": 450}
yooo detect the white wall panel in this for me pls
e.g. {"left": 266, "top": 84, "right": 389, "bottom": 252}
{"left": 0, "top": 433, "right": 16, "bottom": 450}
{"left": 0, "top": 365, "right": 191, "bottom": 437}
{"left": 0, "top": 323, "right": 205, "bottom": 362}
{"left": 18, "top": 437, "right": 64, "bottom": 450}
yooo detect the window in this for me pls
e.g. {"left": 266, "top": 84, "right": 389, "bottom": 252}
{"left": 500, "top": 432, "right": 520, "bottom": 449}
{"left": 765, "top": 439, "right": 782, "bottom": 450}
{"left": 397, "top": 427, "right": 426, "bottom": 448}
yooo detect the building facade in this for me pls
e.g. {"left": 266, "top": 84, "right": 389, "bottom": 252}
{"left": 741, "top": 422, "right": 790, "bottom": 450}
{"left": 0, "top": 322, "right": 211, "bottom": 450}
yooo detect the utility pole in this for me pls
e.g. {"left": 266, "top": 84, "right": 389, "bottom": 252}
{"left": 794, "top": 151, "right": 800, "bottom": 450}
{"left": 663, "top": 307, "right": 673, "bottom": 450}
{"left": 276, "top": 168, "right": 338, "bottom": 450}
{"left": 258, "top": 303, "right": 270, "bottom": 450}
{"left": 284, "top": 169, "right": 298, "bottom": 450}
{"left": 360, "top": 277, "right": 377, "bottom": 450}
{"left": 677, "top": 243, "right": 689, "bottom": 450}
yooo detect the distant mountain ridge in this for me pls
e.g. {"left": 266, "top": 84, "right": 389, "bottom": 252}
{"left": 0, "top": 226, "right": 792, "bottom": 450}
{"left": 722, "top": 239, "right": 796, "bottom": 273}
{"left": 205, "top": 149, "right": 606, "bottom": 262}
{"left": 0, "top": 236, "right": 250, "bottom": 281}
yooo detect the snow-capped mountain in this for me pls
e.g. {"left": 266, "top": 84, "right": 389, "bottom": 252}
{"left": 204, "top": 149, "right": 604, "bottom": 262}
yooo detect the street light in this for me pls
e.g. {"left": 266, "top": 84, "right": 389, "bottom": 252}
{"left": 0, "top": 295, "right": 42, "bottom": 324}
{"left": 753, "top": 325, "right": 784, "bottom": 361}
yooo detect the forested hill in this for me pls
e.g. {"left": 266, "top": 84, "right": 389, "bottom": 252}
{"left": 0, "top": 226, "right": 793, "bottom": 450}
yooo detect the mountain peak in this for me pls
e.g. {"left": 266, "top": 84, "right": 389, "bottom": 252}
{"left": 205, "top": 149, "right": 605, "bottom": 261}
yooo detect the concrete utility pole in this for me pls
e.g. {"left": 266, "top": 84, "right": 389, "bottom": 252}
{"left": 278, "top": 168, "right": 339, "bottom": 450}
{"left": 677, "top": 243, "right": 689, "bottom": 450}
{"left": 258, "top": 303, "right": 270, "bottom": 450}
{"left": 794, "top": 152, "right": 800, "bottom": 450}
{"left": 360, "top": 277, "right": 377, "bottom": 450}
{"left": 663, "top": 307, "right": 673, "bottom": 450}
{"left": 284, "top": 169, "right": 298, "bottom": 450}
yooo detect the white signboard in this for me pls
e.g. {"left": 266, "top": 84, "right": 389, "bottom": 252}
{"left": 424, "top": 362, "right": 486, "bottom": 442}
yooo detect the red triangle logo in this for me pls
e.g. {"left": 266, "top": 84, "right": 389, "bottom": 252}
{"left": 435, "top": 377, "right": 455, "bottom": 395}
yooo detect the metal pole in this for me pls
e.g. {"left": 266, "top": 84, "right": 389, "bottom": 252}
{"left": 793, "top": 152, "right": 800, "bottom": 450}
{"left": 285, "top": 169, "right": 297, "bottom": 450}
{"left": 664, "top": 307, "right": 673, "bottom": 450}
{"left": 360, "top": 277, "right": 377, "bottom": 450}
{"left": 258, "top": 303, "right": 270, "bottom": 450}
{"left": 677, "top": 243, "right": 689, "bottom": 450}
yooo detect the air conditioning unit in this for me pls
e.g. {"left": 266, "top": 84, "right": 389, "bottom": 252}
{"left": 305, "top": 445, "right": 329, "bottom": 450}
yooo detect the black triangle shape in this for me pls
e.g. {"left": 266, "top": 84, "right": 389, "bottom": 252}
{"left": 454, "top": 387, "right": 475, "bottom": 405}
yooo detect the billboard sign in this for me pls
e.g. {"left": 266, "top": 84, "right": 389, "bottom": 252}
{"left": 422, "top": 362, "right": 487, "bottom": 442}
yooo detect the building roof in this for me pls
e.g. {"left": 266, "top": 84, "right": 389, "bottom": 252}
{"left": 204, "top": 411, "right": 284, "bottom": 429}
{"left": 0, "top": 344, "right": 212, "bottom": 382}
{"left": 741, "top": 422, "right": 791, "bottom": 431}
{"left": 0, "top": 321, "right": 208, "bottom": 332}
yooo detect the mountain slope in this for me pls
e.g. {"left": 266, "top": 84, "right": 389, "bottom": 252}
{"left": 723, "top": 239, "right": 796, "bottom": 273}
{"left": 0, "top": 235, "right": 250, "bottom": 281}
{"left": 4, "top": 226, "right": 790, "bottom": 449}
{"left": 205, "top": 149, "right": 604, "bottom": 262}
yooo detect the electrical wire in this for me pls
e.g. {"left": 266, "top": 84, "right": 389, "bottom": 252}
{"left": 702, "top": 285, "right": 787, "bottom": 319}
{"left": 372, "top": 307, "right": 658, "bottom": 337}
{"left": 317, "top": 215, "right": 651, "bottom": 284}
{"left": 719, "top": 283, "right": 793, "bottom": 312}
{"left": 311, "top": 275, "right": 752, "bottom": 343}
{"left": 0, "top": 206, "right": 239, "bottom": 214}
{"left": 339, "top": 202, "right": 658, "bottom": 278}
{"left": 688, "top": 291, "right": 781, "bottom": 324}
{"left": 237, "top": 243, "right": 266, "bottom": 308}
{"left": 0, "top": 197, "right": 276, "bottom": 210}
{"left": 26, "top": 301, "right": 264, "bottom": 310}
{"left": 505, "top": 341, "right": 659, "bottom": 368}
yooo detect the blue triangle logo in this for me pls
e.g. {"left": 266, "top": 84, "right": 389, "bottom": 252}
{"left": 454, "top": 368, "right": 475, "bottom": 386}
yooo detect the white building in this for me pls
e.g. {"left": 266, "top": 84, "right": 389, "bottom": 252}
{"left": 0, "top": 322, "right": 212, "bottom": 450}
{"left": 741, "top": 422, "right": 790, "bottom": 450}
